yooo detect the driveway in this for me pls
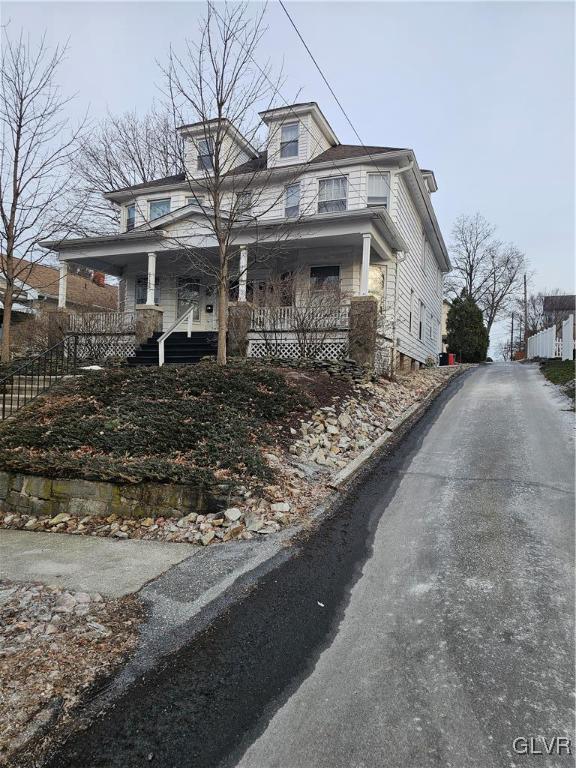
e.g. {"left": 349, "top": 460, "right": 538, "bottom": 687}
{"left": 45, "top": 363, "right": 575, "bottom": 768}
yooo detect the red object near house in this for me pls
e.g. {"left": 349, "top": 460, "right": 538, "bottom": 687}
{"left": 448, "top": 353, "right": 456, "bottom": 365}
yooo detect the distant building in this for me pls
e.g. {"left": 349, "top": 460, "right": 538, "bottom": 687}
{"left": 0, "top": 258, "right": 118, "bottom": 338}
{"left": 543, "top": 295, "right": 575, "bottom": 328}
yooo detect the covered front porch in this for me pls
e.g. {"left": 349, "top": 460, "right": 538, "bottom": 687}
{"left": 46, "top": 208, "right": 404, "bottom": 366}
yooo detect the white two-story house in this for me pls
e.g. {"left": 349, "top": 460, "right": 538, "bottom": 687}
{"left": 43, "top": 102, "right": 450, "bottom": 370}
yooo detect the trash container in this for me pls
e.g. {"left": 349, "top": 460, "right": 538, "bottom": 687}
{"left": 448, "top": 353, "right": 456, "bottom": 365}
{"left": 439, "top": 352, "right": 449, "bottom": 366}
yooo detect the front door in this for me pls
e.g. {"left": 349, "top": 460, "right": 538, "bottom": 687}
{"left": 177, "top": 277, "right": 202, "bottom": 330}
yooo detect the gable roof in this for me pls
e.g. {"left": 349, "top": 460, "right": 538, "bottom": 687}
{"left": 0, "top": 257, "right": 118, "bottom": 310}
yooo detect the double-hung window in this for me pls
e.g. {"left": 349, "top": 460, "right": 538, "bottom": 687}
{"left": 367, "top": 172, "right": 390, "bottom": 207}
{"left": 236, "top": 191, "right": 252, "bottom": 213}
{"left": 285, "top": 183, "right": 300, "bottom": 218}
{"left": 135, "top": 276, "right": 160, "bottom": 306}
{"left": 419, "top": 301, "right": 425, "bottom": 340}
{"left": 310, "top": 265, "right": 340, "bottom": 291}
{"left": 318, "top": 177, "right": 347, "bottom": 213}
{"left": 148, "top": 198, "right": 170, "bottom": 221}
{"left": 280, "top": 122, "right": 299, "bottom": 158}
{"left": 126, "top": 204, "right": 135, "bottom": 231}
{"left": 197, "top": 137, "right": 214, "bottom": 171}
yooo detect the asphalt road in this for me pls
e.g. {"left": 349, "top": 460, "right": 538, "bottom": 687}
{"left": 45, "top": 363, "right": 575, "bottom": 768}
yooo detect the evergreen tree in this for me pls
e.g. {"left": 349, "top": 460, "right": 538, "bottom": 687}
{"left": 447, "top": 293, "right": 489, "bottom": 363}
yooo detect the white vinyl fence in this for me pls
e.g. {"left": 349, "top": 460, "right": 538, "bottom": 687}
{"left": 526, "top": 315, "right": 574, "bottom": 361}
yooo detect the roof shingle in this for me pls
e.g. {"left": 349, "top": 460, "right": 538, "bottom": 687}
{"left": 1, "top": 258, "right": 118, "bottom": 310}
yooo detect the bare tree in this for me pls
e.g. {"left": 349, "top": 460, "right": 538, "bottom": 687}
{"left": 251, "top": 268, "right": 347, "bottom": 359}
{"left": 160, "top": 1, "right": 309, "bottom": 365}
{"left": 516, "top": 287, "right": 572, "bottom": 335}
{"left": 0, "top": 31, "right": 83, "bottom": 362}
{"left": 72, "top": 106, "right": 184, "bottom": 235}
{"left": 446, "top": 213, "right": 526, "bottom": 336}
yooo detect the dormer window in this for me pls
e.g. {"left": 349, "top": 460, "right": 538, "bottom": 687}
{"left": 367, "top": 172, "right": 390, "bottom": 208}
{"left": 149, "top": 198, "right": 171, "bottom": 221}
{"left": 280, "top": 122, "right": 299, "bottom": 158}
{"left": 126, "top": 204, "right": 135, "bottom": 231}
{"left": 197, "top": 137, "right": 214, "bottom": 171}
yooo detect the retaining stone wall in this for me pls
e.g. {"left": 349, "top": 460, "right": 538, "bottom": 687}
{"left": 0, "top": 471, "right": 230, "bottom": 519}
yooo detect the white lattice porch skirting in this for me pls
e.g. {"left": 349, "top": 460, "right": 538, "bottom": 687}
{"left": 247, "top": 331, "right": 348, "bottom": 361}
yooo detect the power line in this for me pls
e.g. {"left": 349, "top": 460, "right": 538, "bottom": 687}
{"left": 206, "top": 1, "right": 392, "bottom": 204}
{"left": 277, "top": 0, "right": 391, "bottom": 174}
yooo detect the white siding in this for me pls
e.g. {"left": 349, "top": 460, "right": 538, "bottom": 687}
{"left": 390, "top": 173, "right": 443, "bottom": 363}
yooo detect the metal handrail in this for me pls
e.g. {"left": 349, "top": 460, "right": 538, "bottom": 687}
{"left": 157, "top": 305, "right": 198, "bottom": 366}
{"left": 0, "top": 335, "right": 78, "bottom": 420}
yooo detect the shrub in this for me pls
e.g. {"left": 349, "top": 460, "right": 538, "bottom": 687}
{"left": 0, "top": 362, "right": 311, "bottom": 486}
{"left": 447, "top": 294, "right": 489, "bottom": 363}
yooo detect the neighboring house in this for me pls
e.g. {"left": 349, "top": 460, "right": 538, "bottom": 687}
{"left": 42, "top": 102, "right": 450, "bottom": 369}
{"left": 543, "top": 295, "right": 575, "bottom": 328}
{"left": 0, "top": 258, "right": 118, "bottom": 338}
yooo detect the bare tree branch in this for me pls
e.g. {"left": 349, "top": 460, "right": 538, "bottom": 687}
{"left": 445, "top": 213, "right": 527, "bottom": 337}
{"left": 0, "top": 29, "right": 85, "bottom": 362}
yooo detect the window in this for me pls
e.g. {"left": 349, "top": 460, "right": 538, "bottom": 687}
{"left": 197, "top": 137, "right": 214, "bottom": 171}
{"left": 367, "top": 172, "right": 390, "bottom": 207}
{"left": 186, "top": 194, "right": 204, "bottom": 207}
{"left": 236, "top": 191, "right": 252, "bottom": 213}
{"left": 126, "top": 204, "right": 135, "bottom": 231}
{"left": 419, "top": 301, "right": 425, "bottom": 340}
{"left": 148, "top": 198, "right": 171, "bottom": 221}
{"left": 135, "top": 276, "right": 160, "bottom": 306}
{"left": 280, "top": 122, "right": 299, "bottom": 158}
{"left": 310, "top": 265, "right": 340, "bottom": 290}
{"left": 177, "top": 277, "right": 201, "bottom": 320}
{"left": 285, "top": 183, "right": 300, "bottom": 218}
{"left": 421, "top": 233, "right": 427, "bottom": 270}
{"left": 318, "top": 177, "right": 347, "bottom": 213}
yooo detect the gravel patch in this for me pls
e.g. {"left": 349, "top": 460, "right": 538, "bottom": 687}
{"left": 0, "top": 580, "right": 142, "bottom": 766}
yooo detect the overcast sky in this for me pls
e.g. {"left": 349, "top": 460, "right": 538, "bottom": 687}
{"left": 3, "top": 1, "right": 574, "bottom": 350}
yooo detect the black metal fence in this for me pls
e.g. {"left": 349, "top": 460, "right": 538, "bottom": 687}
{"left": 0, "top": 335, "right": 78, "bottom": 420}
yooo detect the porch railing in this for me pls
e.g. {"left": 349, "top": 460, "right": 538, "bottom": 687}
{"left": 0, "top": 335, "right": 78, "bottom": 420}
{"left": 68, "top": 311, "right": 136, "bottom": 334}
{"left": 251, "top": 305, "right": 350, "bottom": 332}
{"left": 158, "top": 304, "right": 198, "bottom": 366}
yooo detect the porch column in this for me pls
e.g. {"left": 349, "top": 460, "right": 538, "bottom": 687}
{"left": 360, "top": 234, "right": 371, "bottom": 296}
{"left": 146, "top": 252, "right": 156, "bottom": 305}
{"left": 58, "top": 262, "right": 67, "bottom": 308}
{"left": 238, "top": 247, "right": 248, "bottom": 302}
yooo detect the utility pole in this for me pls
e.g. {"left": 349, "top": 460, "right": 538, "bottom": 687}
{"left": 523, "top": 273, "right": 528, "bottom": 353}
{"left": 510, "top": 311, "right": 515, "bottom": 360}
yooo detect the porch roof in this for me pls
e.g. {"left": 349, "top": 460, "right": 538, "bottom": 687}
{"left": 40, "top": 207, "right": 407, "bottom": 273}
